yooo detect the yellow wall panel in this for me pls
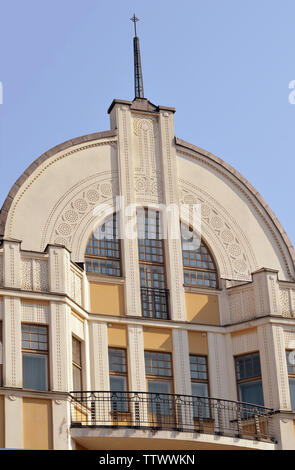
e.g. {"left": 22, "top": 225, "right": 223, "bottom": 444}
{"left": 23, "top": 398, "right": 53, "bottom": 449}
{"left": 188, "top": 331, "right": 208, "bottom": 355}
{"left": 90, "top": 282, "right": 125, "bottom": 316}
{"left": 108, "top": 324, "right": 127, "bottom": 347}
{"left": 185, "top": 293, "right": 220, "bottom": 325}
{"left": 0, "top": 395, "right": 4, "bottom": 448}
{"left": 143, "top": 328, "right": 172, "bottom": 352}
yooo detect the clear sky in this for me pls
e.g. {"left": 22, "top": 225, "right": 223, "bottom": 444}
{"left": 0, "top": 0, "right": 294, "bottom": 244}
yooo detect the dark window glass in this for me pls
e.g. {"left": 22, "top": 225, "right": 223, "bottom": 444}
{"left": 145, "top": 351, "right": 172, "bottom": 377}
{"left": 72, "top": 337, "right": 82, "bottom": 390}
{"left": 85, "top": 213, "right": 121, "bottom": 277}
{"left": 22, "top": 324, "right": 48, "bottom": 391}
{"left": 181, "top": 225, "right": 217, "bottom": 288}
{"left": 286, "top": 351, "right": 295, "bottom": 411}
{"left": 235, "top": 353, "right": 264, "bottom": 407}
{"left": 109, "top": 348, "right": 128, "bottom": 412}
{"left": 138, "top": 209, "right": 169, "bottom": 320}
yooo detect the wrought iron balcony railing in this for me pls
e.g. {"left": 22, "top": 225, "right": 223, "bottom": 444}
{"left": 140, "top": 287, "right": 169, "bottom": 320}
{"left": 70, "top": 391, "right": 275, "bottom": 442}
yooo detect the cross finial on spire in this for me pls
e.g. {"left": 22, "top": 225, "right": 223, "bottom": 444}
{"left": 130, "top": 14, "right": 144, "bottom": 99}
{"left": 130, "top": 13, "right": 139, "bottom": 37}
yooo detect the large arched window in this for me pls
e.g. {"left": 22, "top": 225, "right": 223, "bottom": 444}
{"left": 181, "top": 225, "right": 217, "bottom": 289}
{"left": 137, "top": 208, "right": 169, "bottom": 319}
{"left": 85, "top": 213, "right": 121, "bottom": 277}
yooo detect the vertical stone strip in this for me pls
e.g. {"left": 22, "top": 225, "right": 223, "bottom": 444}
{"left": 127, "top": 325, "right": 148, "bottom": 425}
{"left": 158, "top": 112, "right": 186, "bottom": 321}
{"left": 3, "top": 240, "right": 21, "bottom": 289}
{"left": 49, "top": 301, "right": 69, "bottom": 391}
{"left": 172, "top": 329, "right": 193, "bottom": 429}
{"left": 207, "top": 332, "right": 229, "bottom": 399}
{"left": 3, "top": 296, "right": 22, "bottom": 388}
{"left": 258, "top": 324, "right": 290, "bottom": 410}
{"left": 89, "top": 322, "right": 110, "bottom": 425}
{"left": 115, "top": 105, "right": 141, "bottom": 317}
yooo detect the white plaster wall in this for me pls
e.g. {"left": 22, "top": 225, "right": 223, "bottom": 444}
{"left": 5, "top": 139, "right": 117, "bottom": 253}
{"left": 177, "top": 152, "right": 293, "bottom": 281}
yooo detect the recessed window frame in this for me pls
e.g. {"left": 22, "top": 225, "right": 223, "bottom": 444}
{"left": 85, "top": 213, "right": 122, "bottom": 278}
{"left": 234, "top": 352, "right": 264, "bottom": 407}
{"left": 286, "top": 350, "right": 295, "bottom": 411}
{"left": 21, "top": 323, "right": 49, "bottom": 391}
{"left": 108, "top": 347, "right": 129, "bottom": 413}
{"left": 181, "top": 223, "right": 218, "bottom": 290}
{"left": 137, "top": 208, "right": 169, "bottom": 320}
{"left": 72, "top": 336, "right": 83, "bottom": 391}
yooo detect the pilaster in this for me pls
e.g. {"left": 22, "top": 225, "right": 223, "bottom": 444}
{"left": 47, "top": 245, "right": 70, "bottom": 295}
{"left": 3, "top": 296, "right": 22, "bottom": 388}
{"left": 207, "top": 332, "right": 229, "bottom": 400}
{"left": 111, "top": 104, "right": 142, "bottom": 317}
{"left": 127, "top": 325, "right": 146, "bottom": 392}
{"left": 3, "top": 239, "right": 21, "bottom": 289}
{"left": 158, "top": 110, "right": 186, "bottom": 322}
{"left": 49, "top": 301, "right": 69, "bottom": 391}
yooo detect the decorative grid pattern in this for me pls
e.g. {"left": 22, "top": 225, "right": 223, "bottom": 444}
{"left": 145, "top": 351, "right": 172, "bottom": 377}
{"left": 235, "top": 353, "right": 261, "bottom": 381}
{"left": 189, "top": 355, "right": 209, "bottom": 381}
{"left": 109, "top": 348, "right": 127, "bottom": 374}
{"left": 137, "top": 209, "right": 169, "bottom": 319}
{"left": 85, "top": 213, "right": 121, "bottom": 277}
{"left": 21, "top": 324, "right": 48, "bottom": 352}
{"left": 137, "top": 208, "right": 164, "bottom": 264}
{"left": 181, "top": 227, "right": 217, "bottom": 288}
{"left": 140, "top": 264, "right": 166, "bottom": 289}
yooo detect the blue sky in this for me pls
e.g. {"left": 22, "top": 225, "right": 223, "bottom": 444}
{"left": 0, "top": 0, "right": 294, "bottom": 244}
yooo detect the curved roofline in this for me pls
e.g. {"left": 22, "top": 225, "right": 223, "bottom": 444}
{"left": 175, "top": 137, "right": 295, "bottom": 273}
{"left": 0, "top": 130, "right": 294, "bottom": 276}
{"left": 0, "top": 130, "right": 117, "bottom": 237}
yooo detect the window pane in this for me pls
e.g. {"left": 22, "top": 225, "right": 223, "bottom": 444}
{"left": 72, "top": 337, "right": 82, "bottom": 366}
{"left": 110, "top": 376, "right": 128, "bottom": 412}
{"left": 148, "top": 380, "right": 172, "bottom": 415}
{"left": 191, "top": 382, "right": 208, "bottom": 397}
{"left": 22, "top": 353, "right": 48, "bottom": 391}
{"left": 21, "top": 324, "right": 48, "bottom": 352}
{"left": 110, "top": 376, "right": 126, "bottom": 392}
{"left": 181, "top": 225, "right": 217, "bottom": 289}
{"left": 238, "top": 380, "right": 264, "bottom": 406}
{"left": 73, "top": 364, "right": 82, "bottom": 390}
{"left": 191, "top": 383, "right": 210, "bottom": 418}
{"left": 289, "top": 378, "right": 295, "bottom": 411}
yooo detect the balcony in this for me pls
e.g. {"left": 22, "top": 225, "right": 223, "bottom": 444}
{"left": 140, "top": 287, "right": 170, "bottom": 320}
{"left": 70, "top": 391, "right": 275, "bottom": 444}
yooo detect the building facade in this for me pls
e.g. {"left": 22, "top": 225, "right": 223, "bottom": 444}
{"left": 1, "top": 28, "right": 295, "bottom": 450}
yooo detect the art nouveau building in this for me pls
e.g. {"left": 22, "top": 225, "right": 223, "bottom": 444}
{"left": 1, "top": 28, "right": 295, "bottom": 451}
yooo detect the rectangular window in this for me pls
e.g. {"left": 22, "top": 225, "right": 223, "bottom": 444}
{"left": 0, "top": 322, "right": 2, "bottom": 387}
{"left": 145, "top": 351, "right": 174, "bottom": 417}
{"left": 286, "top": 350, "right": 295, "bottom": 411}
{"left": 235, "top": 353, "right": 264, "bottom": 407}
{"left": 190, "top": 355, "right": 210, "bottom": 418}
{"left": 109, "top": 348, "right": 128, "bottom": 412}
{"left": 72, "top": 337, "right": 83, "bottom": 390}
{"left": 137, "top": 209, "right": 169, "bottom": 320}
{"left": 22, "top": 324, "right": 48, "bottom": 391}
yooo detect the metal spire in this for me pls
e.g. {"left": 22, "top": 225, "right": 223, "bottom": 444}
{"left": 130, "top": 14, "right": 144, "bottom": 99}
